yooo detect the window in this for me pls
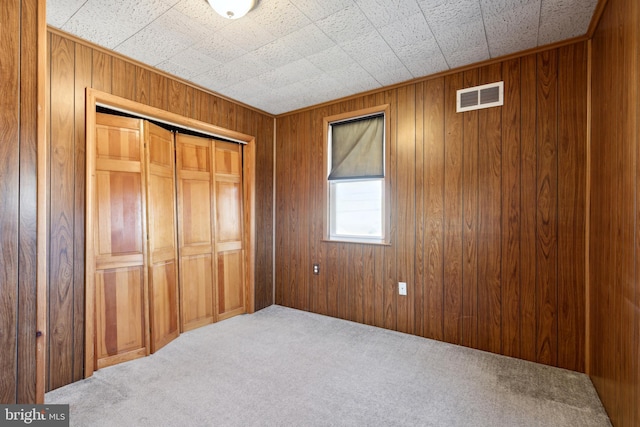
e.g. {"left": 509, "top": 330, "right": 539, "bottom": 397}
{"left": 324, "top": 105, "right": 390, "bottom": 244}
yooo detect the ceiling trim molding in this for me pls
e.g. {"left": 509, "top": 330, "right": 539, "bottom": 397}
{"left": 586, "top": 0, "right": 609, "bottom": 38}
{"left": 276, "top": 34, "right": 591, "bottom": 118}
{"left": 47, "top": 26, "right": 276, "bottom": 119}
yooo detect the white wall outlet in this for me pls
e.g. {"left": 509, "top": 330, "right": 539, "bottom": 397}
{"left": 398, "top": 282, "right": 407, "bottom": 296}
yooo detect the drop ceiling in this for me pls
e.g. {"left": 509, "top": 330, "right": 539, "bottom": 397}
{"left": 47, "top": 0, "right": 599, "bottom": 115}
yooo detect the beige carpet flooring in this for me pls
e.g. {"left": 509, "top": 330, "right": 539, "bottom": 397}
{"left": 46, "top": 305, "right": 611, "bottom": 426}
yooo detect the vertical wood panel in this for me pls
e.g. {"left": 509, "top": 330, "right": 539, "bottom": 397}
{"left": 396, "top": 84, "right": 415, "bottom": 334}
{"left": 135, "top": 67, "right": 150, "bottom": 106}
{"left": 462, "top": 69, "right": 479, "bottom": 349}
{"left": 72, "top": 43, "right": 92, "bottom": 383}
{"left": 589, "top": 0, "right": 640, "bottom": 425}
{"left": 443, "top": 73, "right": 463, "bottom": 344}
{"left": 111, "top": 58, "right": 135, "bottom": 100}
{"left": 17, "top": 0, "right": 39, "bottom": 402}
{"left": 501, "top": 59, "right": 522, "bottom": 358}
{"left": 0, "top": 0, "right": 21, "bottom": 403}
{"left": 414, "top": 82, "right": 425, "bottom": 337}
{"left": 91, "top": 50, "right": 111, "bottom": 93}
{"left": 476, "top": 63, "right": 503, "bottom": 354}
{"left": 383, "top": 90, "right": 397, "bottom": 331}
{"left": 520, "top": 54, "right": 538, "bottom": 363}
{"left": 48, "top": 33, "right": 76, "bottom": 390}
{"left": 149, "top": 73, "right": 167, "bottom": 110}
{"left": 423, "top": 79, "right": 445, "bottom": 341}
{"left": 535, "top": 50, "right": 559, "bottom": 366}
{"left": 557, "top": 43, "right": 587, "bottom": 372}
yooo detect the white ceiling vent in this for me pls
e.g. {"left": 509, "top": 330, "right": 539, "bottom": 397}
{"left": 456, "top": 81, "right": 504, "bottom": 113}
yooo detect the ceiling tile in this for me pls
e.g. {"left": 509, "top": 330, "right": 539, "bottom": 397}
{"left": 279, "top": 24, "right": 336, "bottom": 57}
{"left": 359, "top": 51, "right": 413, "bottom": 86}
{"left": 192, "top": 33, "right": 248, "bottom": 63}
{"left": 395, "top": 41, "right": 448, "bottom": 77}
{"left": 338, "top": 31, "right": 392, "bottom": 63}
{"left": 418, "top": 0, "right": 484, "bottom": 25}
{"left": 306, "top": 45, "right": 356, "bottom": 73}
{"left": 435, "top": 22, "right": 489, "bottom": 68}
{"left": 61, "top": 0, "right": 175, "bottom": 49}
{"left": 482, "top": 1, "right": 540, "bottom": 57}
{"left": 250, "top": 0, "right": 312, "bottom": 37}
{"left": 216, "top": 18, "right": 277, "bottom": 51}
{"left": 353, "top": 0, "right": 422, "bottom": 27}
{"left": 537, "top": 0, "right": 599, "bottom": 45}
{"left": 327, "top": 63, "right": 380, "bottom": 93}
{"left": 249, "top": 41, "right": 302, "bottom": 68}
{"left": 379, "top": 13, "right": 437, "bottom": 51}
{"left": 114, "top": 8, "right": 208, "bottom": 66}
{"left": 172, "top": 0, "right": 231, "bottom": 31}
{"left": 46, "top": 0, "right": 87, "bottom": 28}
{"left": 164, "top": 48, "right": 222, "bottom": 77}
{"left": 289, "top": 0, "right": 354, "bottom": 21}
{"left": 315, "top": 5, "right": 377, "bottom": 44}
{"left": 258, "top": 58, "right": 322, "bottom": 88}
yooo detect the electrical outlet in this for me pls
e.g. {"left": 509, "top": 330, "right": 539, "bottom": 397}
{"left": 398, "top": 282, "right": 407, "bottom": 296}
{"left": 313, "top": 263, "right": 320, "bottom": 275}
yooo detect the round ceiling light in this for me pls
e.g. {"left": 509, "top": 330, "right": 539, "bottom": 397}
{"left": 207, "top": 0, "right": 256, "bottom": 19}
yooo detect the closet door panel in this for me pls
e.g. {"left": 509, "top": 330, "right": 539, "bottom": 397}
{"left": 180, "top": 254, "right": 215, "bottom": 330}
{"left": 149, "top": 261, "right": 179, "bottom": 350}
{"left": 93, "top": 113, "right": 148, "bottom": 370}
{"left": 146, "top": 122, "right": 180, "bottom": 352}
{"left": 95, "top": 171, "right": 144, "bottom": 259}
{"left": 214, "top": 141, "right": 246, "bottom": 320}
{"left": 216, "top": 179, "right": 242, "bottom": 243}
{"left": 217, "top": 250, "right": 245, "bottom": 320}
{"left": 176, "top": 134, "right": 216, "bottom": 331}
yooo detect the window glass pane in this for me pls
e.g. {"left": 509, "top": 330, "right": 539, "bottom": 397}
{"left": 332, "top": 180, "right": 382, "bottom": 238}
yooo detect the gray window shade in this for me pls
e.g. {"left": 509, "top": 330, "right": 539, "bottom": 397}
{"left": 329, "top": 114, "right": 384, "bottom": 180}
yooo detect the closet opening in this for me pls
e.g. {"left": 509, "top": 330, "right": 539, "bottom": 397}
{"left": 84, "top": 89, "right": 256, "bottom": 378}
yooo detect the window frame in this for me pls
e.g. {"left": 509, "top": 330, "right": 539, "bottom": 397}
{"left": 323, "top": 104, "right": 391, "bottom": 245}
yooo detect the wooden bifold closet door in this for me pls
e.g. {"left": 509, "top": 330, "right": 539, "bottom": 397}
{"left": 145, "top": 122, "right": 180, "bottom": 353}
{"left": 176, "top": 134, "right": 246, "bottom": 330}
{"left": 93, "top": 113, "right": 149, "bottom": 369}
{"left": 91, "top": 113, "right": 245, "bottom": 371}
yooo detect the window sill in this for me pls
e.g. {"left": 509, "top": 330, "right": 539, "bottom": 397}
{"left": 321, "top": 238, "right": 391, "bottom": 247}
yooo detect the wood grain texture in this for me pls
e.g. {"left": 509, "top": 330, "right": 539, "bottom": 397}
{"left": 589, "top": 0, "right": 640, "bottom": 425}
{"left": 501, "top": 59, "right": 522, "bottom": 359}
{"left": 17, "top": 0, "right": 39, "bottom": 403}
{"left": 48, "top": 33, "right": 76, "bottom": 391}
{"left": 443, "top": 73, "right": 464, "bottom": 345}
{"left": 145, "top": 123, "right": 179, "bottom": 353}
{"left": 396, "top": 85, "right": 415, "bottom": 335}
{"left": 535, "top": 50, "right": 559, "bottom": 366}
{"left": 92, "top": 113, "right": 148, "bottom": 370}
{"left": 461, "top": 69, "right": 479, "bottom": 349}
{"left": 275, "top": 44, "right": 588, "bottom": 372}
{"left": 0, "top": 0, "right": 21, "bottom": 404}
{"left": 519, "top": 54, "right": 538, "bottom": 363}
{"left": 557, "top": 43, "right": 587, "bottom": 372}
{"left": 46, "top": 30, "right": 274, "bottom": 391}
{"left": 477, "top": 63, "right": 503, "bottom": 354}
{"left": 423, "top": 79, "right": 445, "bottom": 341}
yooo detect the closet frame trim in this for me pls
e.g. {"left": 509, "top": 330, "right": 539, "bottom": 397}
{"left": 84, "top": 88, "right": 257, "bottom": 378}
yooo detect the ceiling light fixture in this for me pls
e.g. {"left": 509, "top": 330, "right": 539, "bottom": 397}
{"left": 207, "top": 0, "right": 256, "bottom": 19}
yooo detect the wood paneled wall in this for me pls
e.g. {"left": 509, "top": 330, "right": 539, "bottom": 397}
{"left": 46, "top": 29, "right": 274, "bottom": 391}
{"left": 275, "top": 42, "right": 588, "bottom": 372}
{"left": 589, "top": 0, "right": 640, "bottom": 425}
{"left": 0, "top": 0, "right": 43, "bottom": 404}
